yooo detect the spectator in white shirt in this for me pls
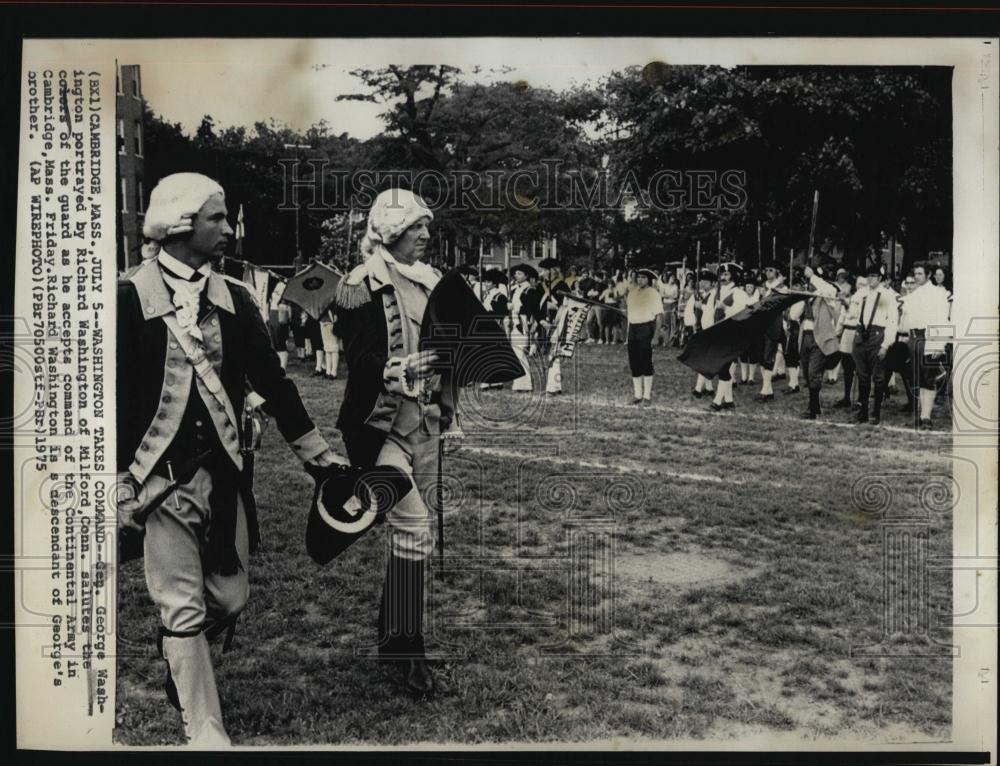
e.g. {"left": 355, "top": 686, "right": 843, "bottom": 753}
{"left": 899, "top": 263, "right": 951, "bottom": 428}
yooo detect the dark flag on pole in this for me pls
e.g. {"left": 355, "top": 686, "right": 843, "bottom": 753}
{"left": 281, "top": 262, "right": 341, "bottom": 320}
{"left": 678, "top": 291, "right": 807, "bottom": 377}
{"left": 420, "top": 269, "right": 524, "bottom": 388}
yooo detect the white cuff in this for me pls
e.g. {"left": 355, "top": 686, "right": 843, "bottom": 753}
{"left": 383, "top": 356, "right": 408, "bottom": 396}
{"left": 288, "top": 427, "right": 330, "bottom": 463}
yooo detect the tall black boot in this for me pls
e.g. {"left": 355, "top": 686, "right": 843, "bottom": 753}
{"left": 900, "top": 374, "right": 915, "bottom": 412}
{"left": 842, "top": 355, "right": 855, "bottom": 404}
{"left": 856, "top": 379, "right": 871, "bottom": 423}
{"left": 378, "top": 555, "right": 436, "bottom": 699}
{"left": 872, "top": 382, "right": 885, "bottom": 424}
{"left": 809, "top": 387, "right": 821, "bottom": 416}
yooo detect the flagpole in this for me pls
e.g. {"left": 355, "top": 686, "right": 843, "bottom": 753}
{"left": 806, "top": 189, "right": 820, "bottom": 265}
{"left": 437, "top": 438, "right": 445, "bottom": 573}
{"left": 346, "top": 206, "right": 355, "bottom": 265}
{"left": 477, "top": 238, "right": 485, "bottom": 301}
{"left": 756, "top": 220, "right": 762, "bottom": 272}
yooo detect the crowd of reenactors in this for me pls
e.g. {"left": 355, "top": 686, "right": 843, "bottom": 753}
{"left": 116, "top": 172, "right": 952, "bottom": 746}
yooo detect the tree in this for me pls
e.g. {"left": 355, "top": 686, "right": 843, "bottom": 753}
{"left": 599, "top": 64, "right": 952, "bottom": 273}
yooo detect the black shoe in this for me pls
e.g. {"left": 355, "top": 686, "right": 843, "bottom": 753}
{"left": 754, "top": 393, "right": 774, "bottom": 403}
{"left": 784, "top": 386, "right": 801, "bottom": 395}
{"left": 855, "top": 409, "right": 870, "bottom": 424}
{"left": 832, "top": 398, "right": 851, "bottom": 408}
{"left": 631, "top": 397, "right": 643, "bottom": 406}
{"left": 691, "top": 389, "right": 704, "bottom": 399}
{"left": 378, "top": 556, "right": 435, "bottom": 699}
{"left": 870, "top": 415, "right": 881, "bottom": 426}
{"left": 400, "top": 658, "right": 436, "bottom": 699}
{"left": 721, "top": 401, "right": 735, "bottom": 410}
{"left": 311, "top": 370, "right": 325, "bottom": 377}
{"left": 919, "top": 418, "right": 933, "bottom": 430}
{"left": 709, "top": 402, "right": 724, "bottom": 412}
{"left": 800, "top": 410, "right": 817, "bottom": 420}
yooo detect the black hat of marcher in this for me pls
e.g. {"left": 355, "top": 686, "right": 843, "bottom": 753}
{"left": 698, "top": 269, "right": 718, "bottom": 282}
{"left": 420, "top": 269, "right": 524, "bottom": 388}
{"left": 481, "top": 268, "right": 508, "bottom": 285}
{"left": 813, "top": 261, "right": 838, "bottom": 279}
{"left": 510, "top": 262, "right": 538, "bottom": 279}
{"left": 863, "top": 261, "right": 882, "bottom": 277}
{"left": 719, "top": 262, "right": 744, "bottom": 284}
{"left": 305, "top": 463, "right": 414, "bottom": 565}
{"left": 456, "top": 263, "right": 479, "bottom": 277}
{"left": 537, "top": 257, "right": 561, "bottom": 269}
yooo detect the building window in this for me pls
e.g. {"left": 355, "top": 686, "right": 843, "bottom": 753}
{"left": 117, "top": 118, "right": 125, "bottom": 154}
{"left": 115, "top": 63, "right": 122, "bottom": 95}
{"left": 134, "top": 120, "right": 143, "bottom": 156}
{"left": 121, "top": 178, "right": 128, "bottom": 213}
{"left": 132, "top": 70, "right": 140, "bottom": 98}
{"left": 123, "top": 234, "right": 129, "bottom": 263}
{"left": 136, "top": 180, "right": 144, "bottom": 214}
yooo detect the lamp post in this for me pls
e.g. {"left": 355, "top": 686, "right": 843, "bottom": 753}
{"left": 283, "top": 142, "right": 312, "bottom": 264}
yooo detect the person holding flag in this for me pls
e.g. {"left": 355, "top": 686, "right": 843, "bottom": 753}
{"left": 753, "top": 264, "right": 789, "bottom": 403}
{"left": 538, "top": 259, "right": 573, "bottom": 395}
{"left": 831, "top": 273, "right": 865, "bottom": 409}
{"left": 480, "top": 269, "right": 510, "bottom": 390}
{"left": 684, "top": 269, "right": 717, "bottom": 398}
{"left": 703, "top": 263, "right": 752, "bottom": 412}
{"left": 625, "top": 268, "right": 664, "bottom": 405}
{"left": 787, "top": 264, "right": 840, "bottom": 419}
{"left": 508, "top": 263, "right": 538, "bottom": 392}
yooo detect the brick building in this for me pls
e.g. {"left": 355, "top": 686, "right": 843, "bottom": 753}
{"left": 116, "top": 63, "right": 145, "bottom": 272}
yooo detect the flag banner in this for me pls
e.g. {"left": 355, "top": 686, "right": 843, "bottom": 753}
{"left": 280, "top": 262, "right": 341, "bottom": 320}
{"left": 550, "top": 297, "right": 593, "bottom": 361}
{"left": 420, "top": 269, "right": 523, "bottom": 388}
{"left": 678, "top": 291, "right": 806, "bottom": 376}
{"left": 251, "top": 266, "right": 269, "bottom": 321}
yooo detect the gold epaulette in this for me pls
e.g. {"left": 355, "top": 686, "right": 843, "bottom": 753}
{"left": 336, "top": 268, "right": 372, "bottom": 310}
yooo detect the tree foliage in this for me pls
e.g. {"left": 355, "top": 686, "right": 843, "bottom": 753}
{"left": 142, "top": 63, "right": 951, "bottom": 273}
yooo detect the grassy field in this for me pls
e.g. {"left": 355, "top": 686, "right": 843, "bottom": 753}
{"left": 116, "top": 341, "right": 954, "bottom": 746}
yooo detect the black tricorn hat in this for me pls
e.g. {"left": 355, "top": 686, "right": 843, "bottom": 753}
{"left": 698, "top": 269, "right": 717, "bottom": 282}
{"left": 481, "top": 268, "right": 508, "bottom": 285}
{"left": 305, "top": 463, "right": 414, "bottom": 565}
{"left": 421, "top": 269, "right": 524, "bottom": 387}
{"left": 509, "top": 262, "right": 538, "bottom": 279}
{"left": 863, "top": 261, "right": 882, "bottom": 277}
{"left": 456, "top": 263, "right": 479, "bottom": 277}
{"left": 537, "top": 257, "right": 561, "bottom": 269}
